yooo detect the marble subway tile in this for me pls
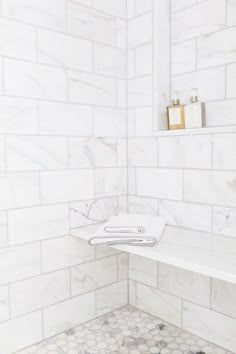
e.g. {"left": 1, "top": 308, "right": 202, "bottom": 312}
{"left": 0, "top": 18, "right": 36, "bottom": 61}
{"left": 95, "top": 246, "right": 120, "bottom": 260}
{"left": 43, "top": 292, "right": 96, "bottom": 338}
{"left": 136, "top": 282, "right": 182, "bottom": 327}
{"left": 68, "top": 70, "right": 117, "bottom": 107}
{"left": 42, "top": 236, "right": 95, "bottom": 273}
{"left": 71, "top": 256, "right": 118, "bottom": 296}
{"left": 159, "top": 263, "right": 211, "bottom": 307}
{"left": 93, "top": 0, "right": 126, "bottom": 19}
{"left": 212, "top": 279, "right": 236, "bottom": 319}
{"left": 137, "top": 168, "right": 183, "bottom": 201}
{"left": 171, "top": 66, "right": 225, "bottom": 104}
{"left": 128, "top": 196, "right": 158, "bottom": 216}
{"left": 213, "top": 206, "right": 236, "bottom": 238}
{"left": 198, "top": 27, "right": 236, "bottom": 69}
{"left": 184, "top": 170, "right": 236, "bottom": 207}
{"left": 0, "top": 311, "right": 42, "bottom": 354}
{"left": 70, "top": 197, "right": 118, "bottom": 229}
{"left": 10, "top": 269, "right": 70, "bottom": 317}
{"left": 0, "top": 97, "right": 37, "bottom": 135}
{"left": 117, "top": 138, "right": 127, "bottom": 166}
{"left": 117, "top": 79, "right": 127, "bottom": 109}
{"left": 2, "top": 0, "right": 66, "bottom": 31}
{"left": 135, "top": 0, "right": 152, "bottom": 16}
{"left": 0, "top": 172, "right": 40, "bottom": 210}
{"left": 0, "top": 243, "right": 41, "bottom": 286}
{"left": 94, "top": 44, "right": 126, "bottom": 79}
{"left": 96, "top": 280, "right": 128, "bottom": 316}
{"left": 118, "top": 253, "right": 128, "bottom": 280}
{"left": 6, "top": 136, "right": 68, "bottom": 171}
{"left": 158, "top": 135, "right": 212, "bottom": 169}
{"left": 8, "top": 204, "right": 69, "bottom": 246}
{"left": 227, "top": 63, "right": 236, "bottom": 99}
{"left": 38, "top": 101, "right": 93, "bottom": 137}
{"left": 213, "top": 133, "right": 236, "bottom": 170}
{"left": 128, "top": 12, "right": 152, "bottom": 49}
{"left": 129, "top": 279, "right": 136, "bottom": 307}
{"left": 128, "top": 138, "right": 158, "bottom": 167}
{"left": 128, "top": 49, "right": 135, "bottom": 79}
{"left": 183, "top": 300, "right": 236, "bottom": 353}
{"left": 95, "top": 168, "right": 127, "bottom": 198}
{"left": 227, "top": 0, "right": 236, "bottom": 26}
{"left": 4, "top": 58, "right": 67, "bottom": 101}
{"left": 116, "top": 19, "right": 126, "bottom": 50}
{"left": 159, "top": 200, "right": 212, "bottom": 232}
{"left": 135, "top": 43, "right": 152, "bottom": 77}
{"left": 127, "top": 0, "right": 135, "bottom": 19}
{"left": 171, "top": 39, "right": 196, "bottom": 75}
{"left": 172, "top": 0, "right": 226, "bottom": 43}
{"left": 0, "top": 137, "right": 5, "bottom": 172}
{"left": 128, "top": 167, "right": 136, "bottom": 195}
{"left": 67, "top": 2, "right": 117, "bottom": 46}
{"left": 69, "top": 137, "right": 117, "bottom": 168}
{"left": 171, "top": 0, "right": 196, "bottom": 13}
{"left": 94, "top": 108, "right": 126, "bottom": 137}
{"left": 0, "top": 58, "right": 3, "bottom": 96}
{"left": 72, "top": 0, "right": 92, "bottom": 6}
{"left": 37, "top": 28, "right": 93, "bottom": 72}
{"left": 0, "top": 213, "right": 7, "bottom": 249}
{"left": 205, "top": 99, "right": 236, "bottom": 127}
{"left": 128, "top": 75, "right": 152, "bottom": 107}
{"left": 129, "top": 254, "right": 158, "bottom": 288}
{"left": 40, "top": 170, "right": 94, "bottom": 204}
{"left": 0, "top": 286, "right": 9, "bottom": 322}
{"left": 135, "top": 107, "right": 153, "bottom": 137}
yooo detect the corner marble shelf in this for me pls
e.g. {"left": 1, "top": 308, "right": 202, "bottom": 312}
{"left": 71, "top": 224, "right": 236, "bottom": 285}
{"left": 153, "top": 125, "right": 236, "bottom": 137}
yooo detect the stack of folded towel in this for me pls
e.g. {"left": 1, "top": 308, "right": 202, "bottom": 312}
{"left": 88, "top": 214, "right": 166, "bottom": 247}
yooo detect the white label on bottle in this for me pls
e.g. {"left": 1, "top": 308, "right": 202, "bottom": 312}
{"left": 169, "top": 108, "right": 181, "bottom": 125}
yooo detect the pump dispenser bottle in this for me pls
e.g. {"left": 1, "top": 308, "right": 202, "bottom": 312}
{"left": 167, "top": 92, "right": 185, "bottom": 130}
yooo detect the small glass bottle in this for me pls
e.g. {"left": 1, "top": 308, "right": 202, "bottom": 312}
{"left": 167, "top": 92, "right": 185, "bottom": 130}
{"left": 184, "top": 89, "right": 205, "bottom": 129}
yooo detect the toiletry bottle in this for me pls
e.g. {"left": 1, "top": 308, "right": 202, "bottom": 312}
{"left": 184, "top": 89, "right": 205, "bottom": 129}
{"left": 167, "top": 92, "right": 185, "bottom": 130}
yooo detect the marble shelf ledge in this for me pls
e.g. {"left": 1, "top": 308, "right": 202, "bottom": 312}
{"left": 71, "top": 224, "right": 236, "bottom": 285}
{"left": 153, "top": 125, "right": 236, "bottom": 137}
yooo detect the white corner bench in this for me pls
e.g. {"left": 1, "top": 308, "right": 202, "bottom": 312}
{"left": 71, "top": 224, "right": 236, "bottom": 285}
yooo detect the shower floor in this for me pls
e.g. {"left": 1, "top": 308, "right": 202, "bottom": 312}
{"left": 16, "top": 306, "right": 232, "bottom": 354}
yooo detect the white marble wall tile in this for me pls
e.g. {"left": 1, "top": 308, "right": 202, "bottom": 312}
{"left": 0, "top": 97, "right": 37, "bottom": 135}
{"left": 2, "top": 0, "right": 66, "bottom": 31}
{"left": 171, "top": 66, "right": 225, "bottom": 104}
{"left": 129, "top": 279, "right": 136, "bottom": 307}
{"left": 213, "top": 206, "right": 236, "bottom": 238}
{"left": 172, "top": 0, "right": 226, "bottom": 43}
{"left": 128, "top": 167, "right": 136, "bottom": 195}
{"left": 94, "top": 44, "right": 126, "bottom": 79}
{"left": 128, "top": 49, "right": 135, "bottom": 79}
{"left": 0, "top": 286, "right": 9, "bottom": 322}
{"left": 118, "top": 196, "right": 128, "bottom": 214}
{"left": 6, "top": 136, "right": 68, "bottom": 171}
{"left": 183, "top": 300, "right": 236, "bottom": 353}
{"left": 69, "top": 137, "right": 117, "bottom": 168}
{"left": 135, "top": 0, "right": 152, "bottom": 16}
{"left": 128, "top": 138, "right": 157, "bottom": 167}
{"left": 213, "top": 133, "right": 236, "bottom": 170}
{"left": 118, "top": 253, "right": 128, "bottom": 280}
{"left": 117, "top": 138, "right": 127, "bottom": 166}
{"left": 205, "top": 99, "right": 236, "bottom": 127}
{"left": 135, "top": 43, "right": 152, "bottom": 76}
{"left": 0, "top": 243, "right": 41, "bottom": 286}
{"left": 116, "top": 19, "right": 126, "bottom": 50}
{"left": 129, "top": 254, "right": 158, "bottom": 288}
{"left": 0, "top": 58, "right": 3, "bottom": 96}
{"left": 171, "top": 39, "right": 196, "bottom": 75}
{"left": 0, "top": 311, "right": 43, "bottom": 354}
{"left": 68, "top": 70, "right": 117, "bottom": 107}
{"left": 0, "top": 137, "right": 5, "bottom": 172}
{"left": 93, "top": 0, "right": 126, "bottom": 18}
{"left": 43, "top": 292, "right": 96, "bottom": 338}
{"left": 159, "top": 263, "right": 211, "bottom": 307}
{"left": 70, "top": 197, "right": 117, "bottom": 228}
{"left": 10, "top": 269, "right": 70, "bottom": 317}
{"left": 227, "top": 0, "right": 236, "bottom": 26}
{"left": 67, "top": 2, "right": 117, "bottom": 46}
{"left": 227, "top": 63, "right": 236, "bottom": 99}
{"left": 128, "top": 12, "right": 152, "bottom": 49}
{"left": 96, "top": 280, "right": 128, "bottom": 316}
{"left": 117, "top": 79, "right": 127, "bottom": 109}
{"left": 0, "top": 18, "right": 36, "bottom": 61}
{"left": 37, "top": 28, "right": 93, "bottom": 72}
{"left": 95, "top": 246, "right": 120, "bottom": 260}
{"left": 137, "top": 168, "right": 183, "bottom": 201}
{"left": 128, "top": 196, "right": 158, "bottom": 216}
{"left": 127, "top": 0, "right": 135, "bottom": 19}
{"left": 135, "top": 107, "right": 153, "bottom": 137}
{"left": 184, "top": 170, "right": 236, "bottom": 207}
{"left": 198, "top": 27, "right": 236, "bottom": 69}
{"left": 212, "top": 279, "right": 236, "bottom": 319}
{"left": 8, "top": 204, "right": 69, "bottom": 246}
{"left": 136, "top": 282, "right": 182, "bottom": 327}
{"left": 38, "top": 101, "right": 93, "bottom": 137}
{"left": 94, "top": 108, "right": 127, "bottom": 137}
{"left": 42, "top": 236, "right": 95, "bottom": 273}
{"left": 0, "top": 172, "right": 40, "bottom": 210}
{"left": 171, "top": 0, "right": 196, "bottom": 13}
{"left": 128, "top": 75, "right": 152, "bottom": 107}
{"left": 40, "top": 170, "right": 94, "bottom": 204}
{"left": 71, "top": 256, "right": 117, "bottom": 296}
{"left": 95, "top": 168, "right": 127, "bottom": 198}
{"left": 0, "top": 213, "right": 7, "bottom": 249}
{"left": 4, "top": 58, "right": 67, "bottom": 101}
{"left": 159, "top": 200, "right": 212, "bottom": 232}
{"left": 158, "top": 135, "right": 212, "bottom": 169}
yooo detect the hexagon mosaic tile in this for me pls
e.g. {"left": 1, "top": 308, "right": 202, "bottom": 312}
{"left": 16, "top": 306, "right": 233, "bottom": 354}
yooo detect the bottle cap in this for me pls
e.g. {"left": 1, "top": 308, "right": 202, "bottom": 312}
{"left": 172, "top": 91, "right": 180, "bottom": 105}
{"left": 190, "top": 88, "right": 199, "bottom": 103}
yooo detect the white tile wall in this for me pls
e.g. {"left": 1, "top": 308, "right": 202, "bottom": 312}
{"left": 0, "top": 285, "right": 9, "bottom": 322}
{"left": 96, "top": 280, "right": 128, "bottom": 316}
{"left": 0, "top": 212, "right": 7, "bottom": 249}
{"left": 213, "top": 206, "right": 236, "bottom": 238}
{"left": 129, "top": 254, "right": 158, "bottom": 288}
{"left": 212, "top": 279, "right": 236, "bottom": 319}
{"left": 227, "top": 63, "right": 236, "bottom": 99}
